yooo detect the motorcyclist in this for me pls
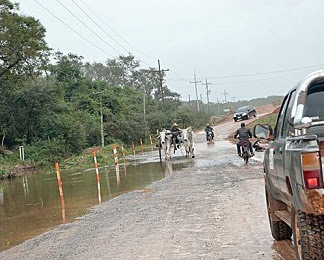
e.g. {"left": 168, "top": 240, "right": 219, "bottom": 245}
{"left": 234, "top": 122, "right": 254, "bottom": 156}
{"left": 170, "top": 123, "right": 181, "bottom": 149}
{"left": 204, "top": 124, "right": 214, "bottom": 141}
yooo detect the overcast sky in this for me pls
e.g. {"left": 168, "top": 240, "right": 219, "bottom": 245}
{"left": 19, "top": 0, "right": 324, "bottom": 102}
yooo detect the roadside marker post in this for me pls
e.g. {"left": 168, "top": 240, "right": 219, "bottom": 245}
{"left": 112, "top": 144, "right": 119, "bottom": 166}
{"left": 19, "top": 146, "right": 25, "bottom": 160}
{"left": 140, "top": 139, "right": 144, "bottom": 154}
{"left": 54, "top": 163, "right": 66, "bottom": 224}
{"left": 149, "top": 135, "right": 153, "bottom": 151}
{"left": 132, "top": 141, "right": 136, "bottom": 156}
{"left": 92, "top": 151, "right": 102, "bottom": 203}
{"left": 120, "top": 143, "right": 126, "bottom": 165}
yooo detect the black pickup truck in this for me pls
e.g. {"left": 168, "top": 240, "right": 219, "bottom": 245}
{"left": 254, "top": 71, "right": 324, "bottom": 260}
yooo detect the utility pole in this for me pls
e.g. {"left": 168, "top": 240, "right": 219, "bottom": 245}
{"left": 154, "top": 60, "right": 169, "bottom": 103}
{"left": 190, "top": 70, "right": 202, "bottom": 111}
{"left": 217, "top": 97, "right": 220, "bottom": 115}
{"left": 143, "top": 84, "right": 148, "bottom": 139}
{"left": 93, "top": 90, "right": 107, "bottom": 147}
{"left": 202, "top": 79, "right": 212, "bottom": 115}
{"left": 188, "top": 94, "right": 191, "bottom": 107}
{"left": 222, "top": 89, "right": 229, "bottom": 103}
{"left": 143, "top": 85, "right": 146, "bottom": 121}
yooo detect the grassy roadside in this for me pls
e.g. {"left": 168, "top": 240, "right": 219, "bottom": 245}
{"left": 249, "top": 113, "right": 278, "bottom": 130}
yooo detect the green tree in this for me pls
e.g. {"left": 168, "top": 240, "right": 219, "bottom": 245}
{"left": 0, "top": 0, "right": 49, "bottom": 79}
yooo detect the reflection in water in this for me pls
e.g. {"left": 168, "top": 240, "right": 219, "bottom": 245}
{"left": 0, "top": 160, "right": 190, "bottom": 251}
{"left": 115, "top": 165, "right": 120, "bottom": 186}
{"left": 22, "top": 176, "right": 29, "bottom": 198}
{"left": 0, "top": 187, "right": 3, "bottom": 204}
{"left": 163, "top": 161, "right": 173, "bottom": 177}
{"left": 105, "top": 168, "right": 112, "bottom": 199}
{"left": 92, "top": 153, "right": 102, "bottom": 204}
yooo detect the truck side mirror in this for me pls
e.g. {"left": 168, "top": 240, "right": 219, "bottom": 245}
{"left": 253, "top": 124, "right": 273, "bottom": 139}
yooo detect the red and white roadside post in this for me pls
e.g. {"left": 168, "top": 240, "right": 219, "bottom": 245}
{"left": 112, "top": 144, "right": 119, "bottom": 166}
{"left": 54, "top": 162, "right": 66, "bottom": 224}
{"left": 112, "top": 144, "right": 121, "bottom": 186}
{"left": 92, "top": 151, "right": 102, "bottom": 203}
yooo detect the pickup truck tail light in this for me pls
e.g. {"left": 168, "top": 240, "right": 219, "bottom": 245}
{"left": 301, "top": 152, "right": 323, "bottom": 189}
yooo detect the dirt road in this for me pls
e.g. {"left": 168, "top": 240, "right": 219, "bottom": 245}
{"left": 0, "top": 117, "right": 296, "bottom": 259}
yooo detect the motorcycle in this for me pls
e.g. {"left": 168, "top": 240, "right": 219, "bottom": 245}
{"left": 253, "top": 139, "right": 267, "bottom": 152}
{"left": 207, "top": 131, "right": 214, "bottom": 144}
{"left": 240, "top": 139, "right": 252, "bottom": 164}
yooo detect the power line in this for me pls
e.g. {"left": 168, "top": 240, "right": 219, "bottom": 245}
{"left": 33, "top": 0, "right": 114, "bottom": 58}
{"left": 77, "top": 0, "right": 190, "bottom": 75}
{"left": 71, "top": 0, "right": 130, "bottom": 54}
{"left": 55, "top": 0, "right": 124, "bottom": 56}
{"left": 208, "top": 64, "right": 324, "bottom": 79}
{"left": 168, "top": 64, "right": 324, "bottom": 82}
{"left": 75, "top": 0, "right": 190, "bottom": 77}
{"left": 78, "top": 0, "right": 156, "bottom": 63}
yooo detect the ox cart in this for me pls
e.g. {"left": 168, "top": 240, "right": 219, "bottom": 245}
{"left": 157, "top": 127, "right": 195, "bottom": 161}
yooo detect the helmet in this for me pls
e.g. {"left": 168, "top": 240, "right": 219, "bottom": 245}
{"left": 173, "top": 123, "right": 178, "bottom": 127}
{"left": 206, "top": 124, "right": 210, "bottom": 127}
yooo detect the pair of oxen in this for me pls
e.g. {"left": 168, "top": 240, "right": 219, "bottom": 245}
{"left": 157, "top": 127, "right": 195, "bottom": 160}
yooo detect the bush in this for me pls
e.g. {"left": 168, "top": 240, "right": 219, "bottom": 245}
{"left": 25, "top": 137, "right": 68, "bottom": 163}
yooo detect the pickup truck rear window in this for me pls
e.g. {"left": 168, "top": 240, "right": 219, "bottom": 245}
{"left": 303, "top": 83, "right": 324, "bottom": 121}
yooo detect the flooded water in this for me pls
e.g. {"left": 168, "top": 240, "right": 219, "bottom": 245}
{"left": 0, "top": 157, "right": 192, "bottom": 251}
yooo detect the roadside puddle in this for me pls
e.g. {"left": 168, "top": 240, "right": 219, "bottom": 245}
{"left": 0, "top": 159, "right": 191, "bottom": 251}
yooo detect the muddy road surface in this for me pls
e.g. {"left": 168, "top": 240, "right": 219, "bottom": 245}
{"left": 0, "top": 117, "right": 296, "bottom": 259}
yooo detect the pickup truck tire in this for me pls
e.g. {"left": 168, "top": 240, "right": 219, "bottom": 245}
{"left": 265, "top": 187, "right": 292, "bottom": 240}
{"left": 292, "top": 208, "right": 324, "bottom": 260}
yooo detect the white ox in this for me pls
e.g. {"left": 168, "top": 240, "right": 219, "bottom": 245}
{"left": 159, "top": 130, "right": 172, "bottom": 160}
{"left": 181, "top": 127, "right": 195, "bottom": 158}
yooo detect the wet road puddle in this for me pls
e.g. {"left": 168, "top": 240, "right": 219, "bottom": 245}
{"left": 0, "top": 157, "right": 192, "bottom": 251}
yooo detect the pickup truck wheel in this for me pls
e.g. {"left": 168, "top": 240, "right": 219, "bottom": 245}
{"left": 265, "top": 187, "right": 292, "bottom": 240}
{"left": 292, "top": 208, "right": 324, "bottom": 260}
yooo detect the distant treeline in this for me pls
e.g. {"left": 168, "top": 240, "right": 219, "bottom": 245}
{"left": 218, "top": 95, "right": 283, "bottom": 112}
